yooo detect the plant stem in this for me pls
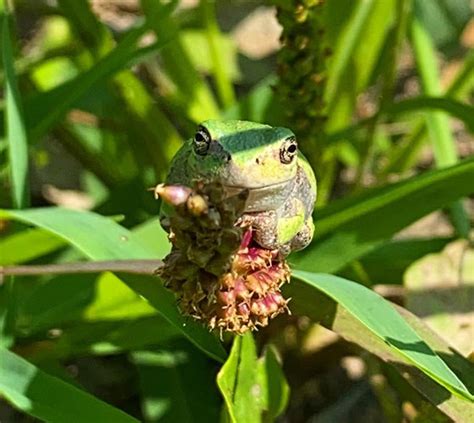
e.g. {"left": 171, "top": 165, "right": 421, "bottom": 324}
{"left": 0, "top": 260, "right": 162, "bottom": 279}
{"left": 354, "top": 0, "right": 411, "bottom": 189}
{"left": 410, "top": 17, "right": 470, "bottom": 238}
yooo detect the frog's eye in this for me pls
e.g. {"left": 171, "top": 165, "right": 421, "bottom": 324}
{"left": 280, "top": 137, "right": 298, "bottom": 164}
{"left": 193, "top": 126, "right": 211, "bottom": 155}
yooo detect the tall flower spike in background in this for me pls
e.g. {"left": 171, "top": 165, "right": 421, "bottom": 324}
{"left": 272, "top": 0, "right": 328, "bottom": 144}
{"left": 272, "top": 0, "right": 331, "bottom": 202}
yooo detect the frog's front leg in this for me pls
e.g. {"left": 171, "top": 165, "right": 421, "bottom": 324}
{"left": 239, "top": 211, "right": 295, "bottom": 256}
{"left": 239, "top": 211, "right": 280, "bottom": 251}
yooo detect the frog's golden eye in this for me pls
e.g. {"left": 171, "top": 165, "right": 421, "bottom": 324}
{"left": 280, "top": 137, "right": 298, "bottom": 164}
{"left": 193, "top": 126, "right": 211, "bottom": 155}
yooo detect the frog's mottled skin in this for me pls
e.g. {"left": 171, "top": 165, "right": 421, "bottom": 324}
{"left": 162, "top": 120, "right": 317, "bottom": 256}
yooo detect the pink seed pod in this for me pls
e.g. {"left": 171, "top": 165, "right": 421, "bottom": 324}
{"left": 262, "top": 294, "right": 281, "bottom": 315}
{"left": 237, "top": 302, "right": 250, "bottom": 317}
{"left": 250, "top": 299, "right": 265, "bottom": 316}
{"left": 234, "top": 278, "right": 250, "bottom": 300}
{"left": 246, "top": 274, "right": 267, "bottom": 295}
{"left": 217, "top": 290, "right": 235, "bottom": 305}
{"left": 154, "top": 184, "right": 192, "bottom": 206}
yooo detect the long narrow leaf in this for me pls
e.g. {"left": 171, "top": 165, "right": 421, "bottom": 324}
{"left": 286, "top": 278, "right": 474, "bottom": 421}
{"left": 291, "top": 158, "right": 474, "bottom": 273}
{"left": 325, "top": 0, "right": 375, "bottom": 112}
{"left": 385, "top": 96, "right": 474, "bottom": 133}
{"left": 2, "top": 7, "right": 29, "bottom": 208}
{"left": 0, "top": 207, "right": 226, "bottom": 363}
{"left": 292, "top": 271, "right": 472, "bottom": 401}
{"left": 0, "top": 348, "right": 138, "bottom": 423}
{"left": 410, "top": 17, "right": 469, "bottom": 237}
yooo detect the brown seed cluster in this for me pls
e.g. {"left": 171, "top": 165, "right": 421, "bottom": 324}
{"left": 155, "top": 182, "right": 291, "bottom": 335}
{"left": 273, "top": 0, "right": 329, "bottom": 164}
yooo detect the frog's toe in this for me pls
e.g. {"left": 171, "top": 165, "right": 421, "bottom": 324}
{"left": 290, "top": 220, "right": 314, "bottom": 252}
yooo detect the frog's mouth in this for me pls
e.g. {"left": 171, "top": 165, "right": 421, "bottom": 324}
{"left": 223, "top": 181, "right": 293, "bottom": 212}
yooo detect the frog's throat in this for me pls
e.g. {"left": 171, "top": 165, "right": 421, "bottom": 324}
{"left": 223, "top": 180, "right": 294, "bottom": 212}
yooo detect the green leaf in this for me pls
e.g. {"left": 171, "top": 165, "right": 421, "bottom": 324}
{"left": 130, "top": 218, "right": 171, "bottom": 259}
{"left": 2, "top": 7, "right": 29, "bottom": 208}
{"left": 292, "top": 271, "right": 473, "bottom": 401}
{"left": 0, "top": 348, "right": 138, "bottom": 422}
{"left": 25, "top": 25, "right": 168, "bottom": 141}
{"left": 217, "top": 334, "right": 289, "bottom": 423}
{"left": 141, "top": 0, "right": 220, "bottom": 122}
{"left": 26, "top": 316, "right": 179, "bottom": 362}
{"left": 132, "top": 342, "right": 221, "bottom": 422}
{"left": 291, "top": 158, "right": 474, "bottom": 273}
{"left": 325, "top": 0, "right": 376, "bottom": 112}
{"left": 259, "top": 346, "right": 290, "bottom": 422}
{"left": 0, "top": 207, "right": 226, "bottom": 362}
{"left": 414, "top": 0, "right": 472, "bottom": 52}
{"left": 287, "top": 277, "right": 474, "bottom": 421}
{"left": 0, "top": 228, "right": 65, "bottom": 265}
{"left": 347, "top": 237, "right": 453, "bottom": 285}
{"left": 217, "top": 333, "right": 263, "bottom": 423}
{"left": 385, "top": 96, "right": 474, "bottom": 133}
{"left": 410, "top": 17, "right": 469, "bottom": 237}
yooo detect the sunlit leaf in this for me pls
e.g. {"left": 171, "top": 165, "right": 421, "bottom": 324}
{"left": 0, "top": 348, "right": 138, "bottom": 423}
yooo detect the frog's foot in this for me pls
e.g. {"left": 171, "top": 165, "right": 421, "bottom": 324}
{"left": 290, "top": 219, "right": 314, "bottom": 252}
{"left": 238, "top": 211, "right": 280, "bottom": 251}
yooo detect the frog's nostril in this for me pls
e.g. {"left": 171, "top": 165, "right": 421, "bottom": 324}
{"left": 255, "top": 158, "right": 260, "bottom": 165}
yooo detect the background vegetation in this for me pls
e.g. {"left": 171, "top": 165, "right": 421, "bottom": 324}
{"left": 0, "top": 0, "right": 473, "bottom": 421}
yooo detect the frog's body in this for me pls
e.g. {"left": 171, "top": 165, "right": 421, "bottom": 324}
{"left": 161, "top": 120, "right": 316, "bottom": 256}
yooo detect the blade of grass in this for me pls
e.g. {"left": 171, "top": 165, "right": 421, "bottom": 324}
{"left": 354, "top": 0, "right": 411, "bottom": 188}
{"left": 291, "top": 157, "right": 474, "bottom": 273}
{"left": 409, "top": 17, "right": 469, "bottom": 237}
{"left": 2, "top": 4, "right": 29, "bottom": 208}
{"left": 141, "top": 0, "right": 220, "bottom": 122}
{"left": 201, "top": 0, "right": 236, "bottom": 108}
{"left": 26, "top": 23, "right": 146, "bottom": 140}
{"left": 325, "top": 0, "right": 375, "bottom": 113}
{"left": 1, "top": 1, "right": 28, "bottom": 351}
{"left": 292, "top": 271, "right": 472, "bottom": 400}
{"left": 0, "top": 348, "right": 139, "bottom": 423}
{"left": 380, "top": 50, "right": 474, "bottom": 177}
{"left": 385, "top": 96, "right": 474, "bottom": 132}
{"left": 58, "top": 0, "right": 182, "bottom": 177}
{"left": 287, "top": 275, "right": 474, "bottom": 420}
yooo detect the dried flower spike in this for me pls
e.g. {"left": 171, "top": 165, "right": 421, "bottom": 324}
{"left": 155, "top": 181, "right": 292, "bottom": 335}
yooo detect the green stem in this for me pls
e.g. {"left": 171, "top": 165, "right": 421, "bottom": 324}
{"left": 410, "top": 17, "right": 470, "bottom": 238}
{"left": 354, "top": 0, "right": 411, "bottom": 189}
{"left": 202, "top": 0, "right": 235, "bottom": 108}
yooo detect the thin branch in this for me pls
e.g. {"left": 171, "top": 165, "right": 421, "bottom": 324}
{"left": 0, "top": 259, "right": 163, "bottom": 280}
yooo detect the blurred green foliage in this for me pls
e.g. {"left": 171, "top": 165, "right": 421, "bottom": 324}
{"left": 0, "top": 0, "right": 473, "bottom": 422}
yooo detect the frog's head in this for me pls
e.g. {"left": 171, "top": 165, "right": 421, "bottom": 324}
{"left": 188, "top": 119, "right": 299, "bottom": 211}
